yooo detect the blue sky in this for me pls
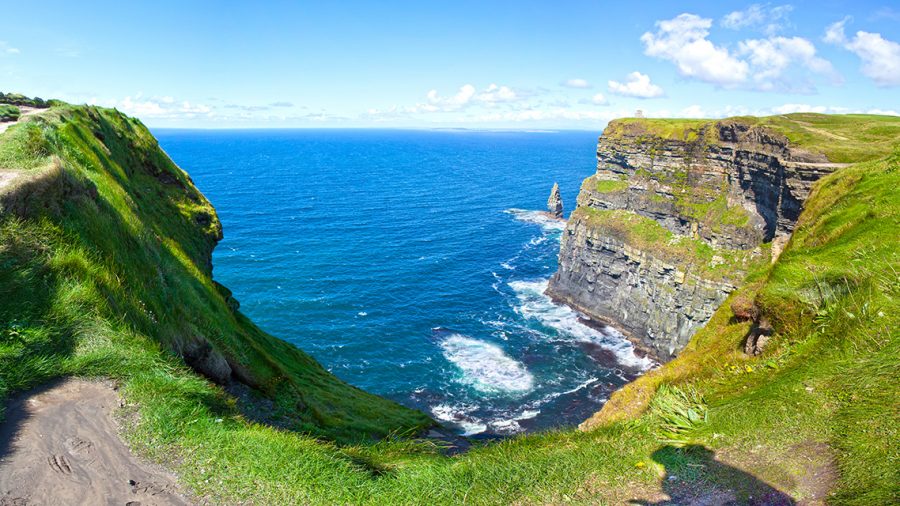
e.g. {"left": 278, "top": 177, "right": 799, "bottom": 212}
{"left": 1, "top": 1, "right": 898, "bottom": 128}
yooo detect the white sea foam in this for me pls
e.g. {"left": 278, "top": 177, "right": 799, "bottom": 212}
{"left": 507, "top": 279, "right": 654, "bottom": 371}
{"left": 440, "top": 334, "right": 534, "bottom": 394}
{"left": 504, "top": 208, "right": 566, "bottom": 232}
{"left": 431, "top": 403, "right": 543, "bottom": 436}
{"left": 431, "top": 404, "right": 487, "bottom": 436}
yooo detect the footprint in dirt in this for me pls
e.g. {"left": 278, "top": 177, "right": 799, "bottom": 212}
{"left": 64, "top": 436, "right": 96, "bottom": 460}
{"left": 48, "top": 454, "right": 73, "bottom": 475}
{"left": 129, "top": 479, "right": 170, "bottom": 497}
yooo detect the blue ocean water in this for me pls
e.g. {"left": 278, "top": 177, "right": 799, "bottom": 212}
{"left": 155, "top": 129, "right": 651, "bottom": 437}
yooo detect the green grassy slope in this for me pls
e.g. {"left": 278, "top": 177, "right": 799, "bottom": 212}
{"left": 1, "top": 104, "right": 896, "bottom": 504}
{"left": 585, "top": 151, "right": 899, "bottom": 504}
{"left": 0, "top": 104, "right": 431, "bottom": 442}
{"left": 605, "top": 113, "right": 900, "bottom": 162}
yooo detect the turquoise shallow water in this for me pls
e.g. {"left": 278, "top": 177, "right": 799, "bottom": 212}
{"left": 155, "top": 129, "right": 651, "bottom": 436}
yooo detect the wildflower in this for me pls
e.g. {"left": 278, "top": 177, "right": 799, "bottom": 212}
{"left": 635, "top": 461, "right": 645, "bottom": 469}
{"left": 745, "top": 366, "right": 753, "bottom": 373}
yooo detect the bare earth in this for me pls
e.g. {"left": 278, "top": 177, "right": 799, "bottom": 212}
{"left": 0, "top": 106, "right": 46, "bottom": 135}
{"left": 0, "top": 379, "right": 189, "bottom": 506}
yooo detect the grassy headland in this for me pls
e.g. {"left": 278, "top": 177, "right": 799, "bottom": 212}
{"left": 605, "top": 113, "right": 900, "bottom": 163}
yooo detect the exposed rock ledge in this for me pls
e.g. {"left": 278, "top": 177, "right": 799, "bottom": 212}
{"left": 548, "top": 119, "right": 845, "bottom": 361}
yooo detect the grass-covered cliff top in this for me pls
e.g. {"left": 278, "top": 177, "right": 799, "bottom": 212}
{"left": 604, "top": 113, "right": 900, "bottom": 163}
{"left": 0, "top": 102, "right": 431, "bottom": 443}
{"left": 1, "top": 101, "right": 897, "bottom": 503}
{"left": 570, "top": 206, "right": 763, "bottom": 283}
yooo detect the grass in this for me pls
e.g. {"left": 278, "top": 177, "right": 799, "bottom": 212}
{"left": 585, "top": 152, "right": 900, "bottom": 504}
{"left": 0, "top": 105, "right": 431, "bottom": 442}
{"left": 605, "top": 113, "right": 900, "bottom": 163}
{"left": 0, "top": 104, "right": 19, "bottom": 122}
{"left": 593, "top": 177, "right": 629, "bottom": 193}
{"left": 0, "top": 104, "right": 897, "bottom": 503}
{"left": 572, "top": 206, "right": 763, "bottom": 282}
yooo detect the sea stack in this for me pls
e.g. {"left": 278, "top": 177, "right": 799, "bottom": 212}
{"left": 547, "top": 182, "right": 563, "bottom": 219}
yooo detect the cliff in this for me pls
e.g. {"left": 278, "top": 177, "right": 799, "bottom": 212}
{"left": 1, "top": 98, "right": 897, "bottom": 503}
{"left": 548, "top": 113, "right": 900, "bottom": 360}
{"left": 0, "top": 102, "right": 431, "bottom": 442}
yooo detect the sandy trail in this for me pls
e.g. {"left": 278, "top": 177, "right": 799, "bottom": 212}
{"left": 0, "top": 379, "right": 189, "bottom": 506}
{"left": 0, "top": 106, "right": 45, "bottom": 135}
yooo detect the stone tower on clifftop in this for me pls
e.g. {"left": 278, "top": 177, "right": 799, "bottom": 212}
{"left": 547, "top": 182, "right": 563, "bottom": 219}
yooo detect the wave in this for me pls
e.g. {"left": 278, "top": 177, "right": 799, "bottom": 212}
{"left": 440, "top": 334, "right": 534, "bottom": 395}
{"left": 507, "top": 279, "right": 654, "bottom": 371}
{"left": 430, "top": 403, "right": 542, "bottom": 436}
{"left": 504, "top": 208, "right": 566, "bottom": 232}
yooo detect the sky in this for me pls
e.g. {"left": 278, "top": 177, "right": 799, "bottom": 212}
{"left": 1, "top": 1, "right": 898, "bottom": 129}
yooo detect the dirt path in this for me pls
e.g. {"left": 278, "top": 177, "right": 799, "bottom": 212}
{"left": 0, "top": 379, "right": 189, "bottom": 506}
{"left": 0, "top": 106, "right": 46, "bottom": 135}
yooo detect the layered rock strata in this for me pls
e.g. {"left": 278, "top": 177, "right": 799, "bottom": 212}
{"left": 548, "top": 119, "right": 845, "bottom": 360}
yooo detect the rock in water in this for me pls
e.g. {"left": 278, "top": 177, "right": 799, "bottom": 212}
{"left": 547, "top": 182, "right": 563, "bottom": 219}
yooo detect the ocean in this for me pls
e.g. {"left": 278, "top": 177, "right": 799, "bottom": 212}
{"left": 154, "top": 128, "right": 652, "bottom": 437}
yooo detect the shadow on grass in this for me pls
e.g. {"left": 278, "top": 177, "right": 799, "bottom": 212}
{"left": 630, "top": 445, "right": 795, "bottom": 506}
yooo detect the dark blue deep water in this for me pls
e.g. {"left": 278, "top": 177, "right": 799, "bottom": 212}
{"left": 155, "top": 129, "right": 651, "bottom": 436}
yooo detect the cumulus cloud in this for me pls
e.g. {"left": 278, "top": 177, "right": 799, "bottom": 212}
{"left": 561, "top": 78, "right": 591, "bottom": 89}
{"left": 641, "top": 14, "right": 749, "bottom": 86}
{"left": 739, "top": 36, "right": 839, "bottom": 90}
{"left": 642, "top": 13, "right": 836, "bottom": 91}
{"left": 824, "top": 19, "right": 900, "bottom": 87}
{"left": 680, "top": 105, "right": 707, "bottom": 118}
{"left": 722, "top": 4, "right": 793, "bottom": 34}
{"left": 591, "top": 93, "right": 609, "bottom": 105}
{"left": 608, "top": 72, "right": 665, "bottom": 98}
{"left": 476, "top": 83, "right": 518, "bottom": 104}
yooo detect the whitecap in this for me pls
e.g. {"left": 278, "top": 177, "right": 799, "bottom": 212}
{"left": 357, "top": 311, "right": 368, "bottom": 317}
{"left": 507, "top": 279, "right": 654, "bottom": 371}
{"left": 440, "top": 334, "right": 534, "bottom": 394}
{"left": 500, "top": 261, "right": 516, "bottom": 270}
{"left": 504, "top": 208, "right": 566, "bottom": 232}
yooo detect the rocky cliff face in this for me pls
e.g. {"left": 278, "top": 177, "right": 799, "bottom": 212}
{"left": 548, "top": 118, "right": 846, "bottom": 360}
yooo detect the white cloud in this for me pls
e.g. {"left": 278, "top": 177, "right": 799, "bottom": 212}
{"left": 769, "top": 104, "right": 898, "bottom": 116}
{"left": 425, "top": 84, "right": 476, "bottom": 111}
{"left": 608, "top": 72, "right": 665, "bottom": 98}
{"left": 771, "top": 103, "right": 830, "bottom": 114}
{"left": 824, "top": 19, "right": 900, "bottom": 87}
{"left": 641, "top": 14, "right": 749, "bottom": 86}
{"left": 739, "top": 36, "right": 839, "bottom": 90}
{"left": 722, "top": 4, "right": 793, "bottom": 34}
{"left": 591, "top": 93, "right": 608, "bottom": 105}
{"left": 476, "top": 83, "right": 518, "bottom": 104}
{"left": 643, "top": 13, "right": 836, "bottom": 91}
{"left": 470, "top": 107, "right": 632, "bottom": 123}
{"left": 416, "top": 83, "right": 524, "bottom": 112}
{"left": 561, "top": 78, "right": 591, "bottom": 89}
{"left": 680, "top": 105, "right": 707, "bottom": 118}
{"left": 110, "top": 95, "right": 213, "bottom": 119}
{"left": 1, "top": 41, "right": 20, "bottom": 55}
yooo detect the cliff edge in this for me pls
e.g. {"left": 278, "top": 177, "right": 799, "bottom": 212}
{"left": 547, "top": 113, "right": 900, "bottom": 360}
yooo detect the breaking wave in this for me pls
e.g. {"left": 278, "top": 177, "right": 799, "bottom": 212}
{"left": 440, "top": 334, "right": 534, "bottom": 394}
{"left": 507, "top": 279, "right": 654, "bottom": 371}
